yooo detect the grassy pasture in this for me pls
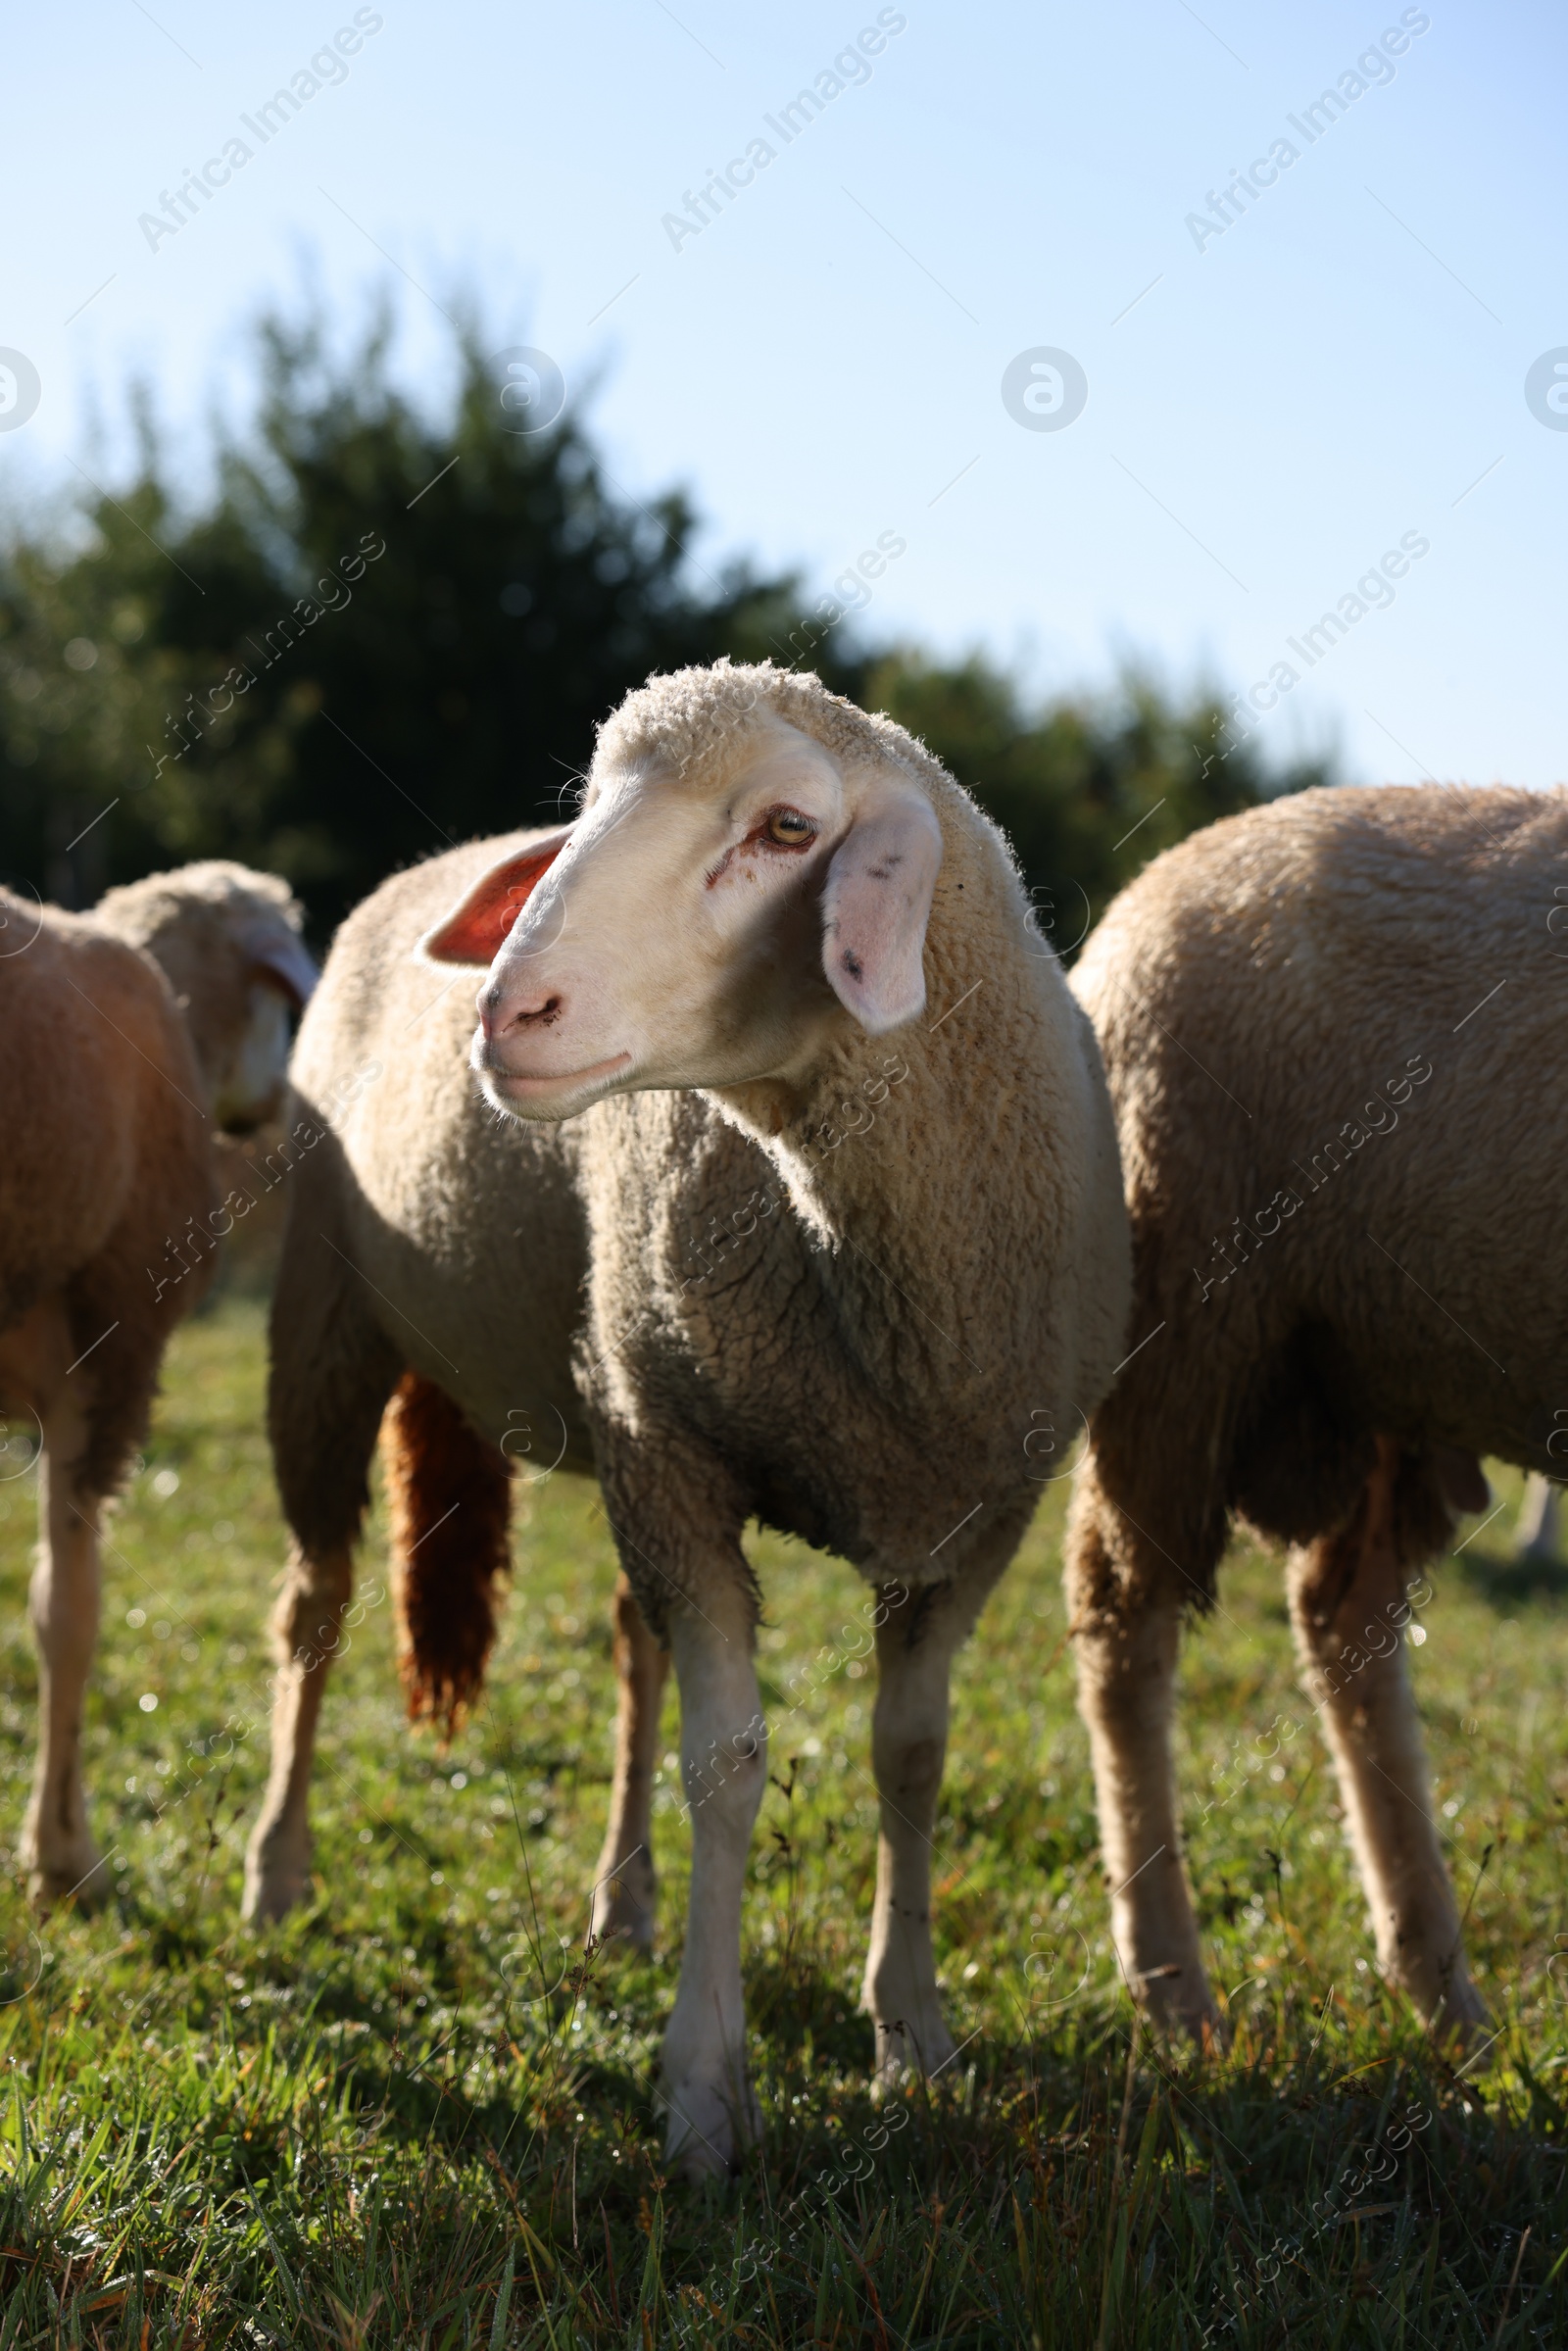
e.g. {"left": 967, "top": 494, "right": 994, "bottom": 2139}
{"left": 0, "top": 1291, "right": 1565, "bottom": 2346}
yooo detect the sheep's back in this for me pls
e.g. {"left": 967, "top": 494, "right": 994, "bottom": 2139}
{"left": 0, "top": 899, "right": 210, "bottom": 1334}
{"left": 282, "top": 839, "right": 591, "bottom": 1455}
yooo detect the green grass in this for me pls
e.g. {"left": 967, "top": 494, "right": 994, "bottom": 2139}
{"left": 1, "top": 1293, "right": 1566, "bottom": 2345}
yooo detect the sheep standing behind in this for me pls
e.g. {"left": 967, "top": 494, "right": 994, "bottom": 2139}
{"left": 1065, "top": 784, "right": 1566, "bottom": 2041}
{"left": 0, "top": 861, "right": 315, "bottom": 1905}
{"left": 242, "top": 660, "right": 1131, "bottom": 2174}
{"left": 1515, "top": 1473, "right": 1562, "bottom": 1564}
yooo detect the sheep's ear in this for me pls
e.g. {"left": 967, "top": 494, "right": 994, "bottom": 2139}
{"left": 419, "top": 827, "right": 574, "bottom": 965}
{"left": 240, "top": 923, "right": 318, "bottom": 1006}
{"left": 820, "top": 786, "right": 943, "bottom": 1033}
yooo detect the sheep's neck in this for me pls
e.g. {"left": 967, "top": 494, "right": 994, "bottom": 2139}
{"left": 717, "top": 958, "right": 1058, "bottom": 1421}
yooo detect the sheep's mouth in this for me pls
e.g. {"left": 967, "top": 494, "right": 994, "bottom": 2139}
{"left": 483, "top": 1051, "right": 633, "bottom": 1109}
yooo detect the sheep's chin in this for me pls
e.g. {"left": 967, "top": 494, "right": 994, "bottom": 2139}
{"left": 480, "top": 1053, "right": 634, "bottom": 1123}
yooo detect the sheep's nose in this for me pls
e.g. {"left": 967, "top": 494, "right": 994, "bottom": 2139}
{"left": 478, "top": 981, "right": 564, "bottom": 1039}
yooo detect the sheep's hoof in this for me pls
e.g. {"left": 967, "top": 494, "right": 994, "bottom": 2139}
{"left": 661, "top": 2074, "right": 760, "bottom": 2180}
{"left": 870, "top": 2014, "right": 958, "bottom": 2094}
{"left": 588, "top": 1848, "right": 657, "bottom": 1951}
{"left": 241, "top": 1831, "right": 310, "bottom": 1926}
{"left": 25, "top": 1849, "right": 111, "bottom": 1914}
{"left": 1423, "top": 1974, "right": 1493, "bottom": 2057}
{"left": 1134, "top": 1960, "right": 1226, "bottom": 2049}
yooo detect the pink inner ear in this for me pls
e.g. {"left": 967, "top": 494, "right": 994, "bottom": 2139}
{"left": 821, "top": 792, "right": 943, "bottom": 1034}
{"left": 420, "top": 832, "right": 571, "bottom": 964}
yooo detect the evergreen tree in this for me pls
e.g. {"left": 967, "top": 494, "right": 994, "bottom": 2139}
{"left": 867, "top": 650, "right": 1327, "bottom": 952}
{"left": 0, "top": 301, "right": 1326, "bottom": 950}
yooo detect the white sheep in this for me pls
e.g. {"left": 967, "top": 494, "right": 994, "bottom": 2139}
{"left": 0, "top": 860, "right": 315, "bottom": 1905}
{"left": 241, "top": 660, "right": 1130, "bottom": 2175}
{"left": 1064, "top": 783, "right": 1565, "bottom": 2042}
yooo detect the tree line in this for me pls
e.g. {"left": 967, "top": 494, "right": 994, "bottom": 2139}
{"left": 0, "top": 304, "right": 1328, "bottom": 951}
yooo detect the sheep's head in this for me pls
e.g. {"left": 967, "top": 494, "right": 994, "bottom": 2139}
{"left": 95, "top": 861, "right": 318, "bottom": 1133}
{"left": 421, "top": 667, "right": 943, "bottom": 1123}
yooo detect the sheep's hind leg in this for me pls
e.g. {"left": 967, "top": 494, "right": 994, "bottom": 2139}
{"left": 863, "top": 1559, "right": 1009, "bottom": 2088}
{"left": 14, "top": 1305, "right": 111, "bottom": 1910}
{"left": 589, "top": 1572, "right": 669, "bottom": 1947}
{"left": 1066, "top": 1460, "right": 1219, "bottom": 2040}
{"left": 660, "top": 1571, "right": 765, "bottom": 2178}
{"left": 242, "top": 1219, "right": 400, "bottom": 1925}
{"left": 242, "top": 1538, "right": 358, "bottom": 1924}
{"left": 1289, "top": 1438, "right": 1486, "bottom": 2042}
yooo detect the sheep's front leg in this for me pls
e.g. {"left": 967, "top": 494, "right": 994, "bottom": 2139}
{"left": 590, "top": 1573, "right": 670, "bottom": 1947}
{"left": 242, "top": 1541, "right": 353, "bottom": 1924}
{"left": 662, "top": 1581, "right": 765, "bottom": 2177}
{"left": 864, "top": 1567, "right": 1005, "bottom": 2086}
{"left": 1290, "top": 1442, "right": 1486, "bottom": 2040}
{"left": 22, "top": 1386, "right": 110, "bottom": 1910}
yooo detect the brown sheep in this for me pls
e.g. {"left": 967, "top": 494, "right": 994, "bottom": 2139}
{"left": 0, "top": 861, "right": 315, "bottom": 1906}
{"left": 241, "top": 660, "right": 1131, "bottom": 2176}
{"left": 1065, "top": 783, "right": 1566, "bottom": 2044}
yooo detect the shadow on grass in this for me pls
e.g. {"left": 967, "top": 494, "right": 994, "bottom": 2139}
{"left": 5, "top": 1940, "right": 1568, "bottom": 2345}
{"left": 744, "top": 1950, "right": 870, "bottom": 2071}
{"left": 1450, "top": 1543, "right": 1568, "bottom": 1607}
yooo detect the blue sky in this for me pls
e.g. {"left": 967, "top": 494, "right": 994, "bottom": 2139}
{"left": 5, "top": 0, "right": 1565, "bottom": 784}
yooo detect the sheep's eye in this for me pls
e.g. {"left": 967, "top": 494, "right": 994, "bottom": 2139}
{"left": 764, "top": 807, "right": 817, "bottom": 848}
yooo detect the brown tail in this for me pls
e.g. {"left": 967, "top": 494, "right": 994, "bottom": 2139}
{"left": 380, "top": 1373, "right": 512, "bottom": 1739}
